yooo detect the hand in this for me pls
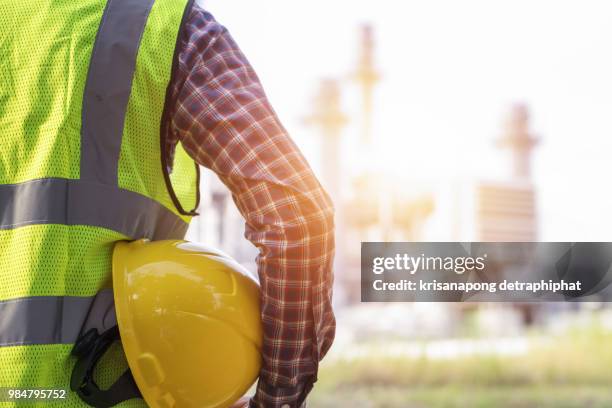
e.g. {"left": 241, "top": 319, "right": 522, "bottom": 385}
{"left": 229, "top": 396, "right": 251, "bottom": 408}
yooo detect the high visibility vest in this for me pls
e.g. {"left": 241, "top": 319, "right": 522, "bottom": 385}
{"left": 0, "top": 0, "right": 198, "bottom": 406}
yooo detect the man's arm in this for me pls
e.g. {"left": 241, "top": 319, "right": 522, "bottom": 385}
{"left": 168, "top": 6, "right": 336, "bottom": 407}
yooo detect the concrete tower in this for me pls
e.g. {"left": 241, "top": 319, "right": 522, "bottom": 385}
{"left": 303, "top": 78, "right": 347, "bottom": 201}
{"left": 497, "top": 103, "right": 539, "bottom": 181}
{"left": 352, "top": 24, "right": 380, "bottom": 145}
{"left": 475, "top": 104, "right": 539, "bottom": 241}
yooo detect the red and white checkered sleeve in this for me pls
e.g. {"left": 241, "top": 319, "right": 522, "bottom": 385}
{"left": 167, "top": 6, "right": 336, "bottom": 407}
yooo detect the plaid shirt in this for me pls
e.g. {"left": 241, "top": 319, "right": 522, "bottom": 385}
{"left": 166, "top": 5, "right": 336, "bottom": 407}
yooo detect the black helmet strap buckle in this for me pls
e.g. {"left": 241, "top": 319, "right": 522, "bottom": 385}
{"left": 70, "top": 326, "right": 143, "bottom": 407}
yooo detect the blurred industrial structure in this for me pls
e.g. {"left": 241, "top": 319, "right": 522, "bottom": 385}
{"left": 300, "top": 24, "right": 551, "bottom": 334}
{"left": 186, "top": 22, "right": 553, "bottom": 334}
{"left": 186, "top": 175, "right": 258, "bottom": 272}
{"left": 307, "top": 25, "right": 542, "bottom": 304}
{"left": 351, "top": 24, "right": 379, "bottom": 146}
{"left": 427, "top": 104, "right": 539, "bottom": 242}
{"left": 478, "top": 104, "right": 539, "bottom": 241}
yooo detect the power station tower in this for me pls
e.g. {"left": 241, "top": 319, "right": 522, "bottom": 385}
{"left": 497, "top": 103, "right": 539, "bottom": 181}
{"left": 474, "top": 104, "right": 539, "bottom": 241}
{"left": 303, "top": 78, "right": 347, "bottom": 201}
{"left": 350, "top": 24, "right": 391, "bottom": 239}
{"left": 352, "top": 24, "right": 380, "bottom": 145}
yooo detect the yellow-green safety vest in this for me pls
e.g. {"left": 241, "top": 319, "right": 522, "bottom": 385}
{"left": 0, "top": 0, "right": 199, "bottom": 406}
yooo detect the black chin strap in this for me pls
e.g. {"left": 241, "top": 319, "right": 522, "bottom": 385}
{"left": 70, "top": 326, "right": 143, "bottom": 407}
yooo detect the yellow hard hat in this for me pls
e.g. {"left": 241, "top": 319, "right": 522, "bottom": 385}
{"left": 111, "top": 239, "right": 263, "bottom": 408}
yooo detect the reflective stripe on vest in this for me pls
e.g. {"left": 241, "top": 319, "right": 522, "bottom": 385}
{"left": 0, "top": 178, "right": 187, "bottom": 240}
{"left": 80, "top": 0, "right": 155, "bottom": 185}
{"left": 0, "top": 290, "right": 116, "bottom": 347}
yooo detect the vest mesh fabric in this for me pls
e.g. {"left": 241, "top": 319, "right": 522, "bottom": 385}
{"left": 0, "top": 0, "right": 102, "bottom": 184}
{"left": 0, "top": 0, "right": 196, "bottom": 405}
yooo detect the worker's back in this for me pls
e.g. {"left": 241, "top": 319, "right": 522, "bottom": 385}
{"left": 0, "top": 0, "right": 198, "bottom": 405}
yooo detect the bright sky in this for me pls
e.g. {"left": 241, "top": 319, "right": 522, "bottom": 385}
{"left": 200, "top": 0, "right": 612, "bottom": 241}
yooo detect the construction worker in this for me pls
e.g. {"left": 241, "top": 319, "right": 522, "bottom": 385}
{"left": 0, "top": 0, "right": 335, "bottom": 407}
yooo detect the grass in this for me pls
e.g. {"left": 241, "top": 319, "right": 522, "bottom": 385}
{"left": 309, "top": 386, "right": 612, "bottom": 408}
{"left": 308, "top": 326, "right": 612, "bottom": 407}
